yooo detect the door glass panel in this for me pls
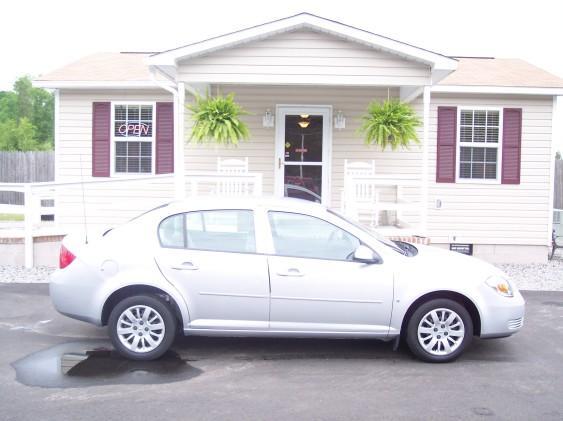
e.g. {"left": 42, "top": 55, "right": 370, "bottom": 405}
{"left": 185, "top": 210, "right": 256, "bottom": 253}
{"left": 268, "top": 212, "right": 360, "bottom": 261}
{"left": 284, "top": 165, "right": 322, "bottom": 203}
{"left": 158, "top": 210, "right": 256, "bottom": 253}
{"left": 158, "top": 213, "right": 185, "bottom": 248}
{"left": 284, "top": 115, "right": 323, "bottom": 162}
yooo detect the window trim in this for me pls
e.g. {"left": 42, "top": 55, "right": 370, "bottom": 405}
{"left": 455, "top": 106, "right": 503, "bottom": 184}
{"left": 266, "top": 210, "right": 369, "bottom": 263}
{"left": 110, "top": 101, "right": 156, "bottom": 177}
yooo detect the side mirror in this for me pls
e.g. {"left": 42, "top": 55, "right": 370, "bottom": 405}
{"left": 353, "top": 245, "right": 380, "bottom": 264}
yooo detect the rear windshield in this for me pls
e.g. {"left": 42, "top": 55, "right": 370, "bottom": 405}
{"left": 129, "top": 203, "right": 170, "bottom": 222}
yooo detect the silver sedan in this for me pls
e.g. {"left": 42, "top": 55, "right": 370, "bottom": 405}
{"left": 50, "top": 197, "right": 525, "bottom": 363}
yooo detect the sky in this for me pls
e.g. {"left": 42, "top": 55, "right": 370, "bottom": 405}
{"left": 1, "top": 0, "right": 562, "bottom": 147}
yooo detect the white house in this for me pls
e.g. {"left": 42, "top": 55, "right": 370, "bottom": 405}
{"left": 33, "top": 13, "right": 563, "bottom": 264}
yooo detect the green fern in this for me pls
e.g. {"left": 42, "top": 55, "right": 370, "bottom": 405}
{"left": 187, "top": 93, "right": 250, "bottom": 145}
{"left": 358, "top": 99, "right": 421, "bottom": 150}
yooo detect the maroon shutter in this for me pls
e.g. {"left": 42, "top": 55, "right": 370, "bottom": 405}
{"left": 436, "top": 106, "right": 457, "bottom": 183}
{"left": 92, "top": 102, "right": 111, "bottom": 177}
{"left": 501, "top": 108, "right": 522, "bottom": 184}
{"left": 155, "top": 102, "right": 174, "bottom": 174}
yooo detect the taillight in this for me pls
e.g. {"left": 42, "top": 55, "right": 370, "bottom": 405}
{"left": 59, "top": 245, "right": 76, "bottom": 269}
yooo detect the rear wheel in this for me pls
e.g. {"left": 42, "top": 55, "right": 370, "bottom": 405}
{"left": 406, "top": 298, "right": 473, "bottom": 363}
{"left": 108, "top": 294, "right": 177, "bottom": 361}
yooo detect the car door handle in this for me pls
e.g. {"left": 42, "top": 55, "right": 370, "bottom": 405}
{"left": 171, "top": 261, "right": 199, "bottom": 271}
{"left": 277, "top": 268, "right": 304, "bottom": 277}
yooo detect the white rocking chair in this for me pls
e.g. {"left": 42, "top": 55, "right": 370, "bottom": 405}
{"left": 216, "top": 157, "right": 250, "bottom": 196}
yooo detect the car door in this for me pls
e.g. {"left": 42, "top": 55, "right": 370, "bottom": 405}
{"left": 155, "top": 209, "right": 270, "bottom": 331}
{"left": 267, "top": 211, "right": 394, "bottom": 336}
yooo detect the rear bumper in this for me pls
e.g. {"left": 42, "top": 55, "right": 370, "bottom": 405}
{"left": 479, "top": 287, "right": 526, "bottom": 338}
{"left": 49, "top": 259, "right": 104, "bottom": 326}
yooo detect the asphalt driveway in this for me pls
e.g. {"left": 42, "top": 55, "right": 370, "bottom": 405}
{"left": 1, "top": 283, "right": 562, "bottom": 420}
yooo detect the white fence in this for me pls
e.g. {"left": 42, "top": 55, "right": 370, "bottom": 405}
{"left": 0, "top": 172, "right": 263, "bottom": 268}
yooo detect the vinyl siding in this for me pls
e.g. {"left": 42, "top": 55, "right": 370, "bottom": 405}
{"left": 421, "top": 94, "right": 552, "bottom": 246}
{"left": 177, "top": 30, "right": 430, "bottom": 86}
{"left": 55, "top": 87, "right": 553, "bottom": 248}
{"left": 184, "top": 88, "right": 552, "bottom": 247}
{"left": 56, "top": 90, "right": 175, "bottom": 230}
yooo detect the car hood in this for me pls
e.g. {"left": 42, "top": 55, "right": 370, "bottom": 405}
{"left": 401, "top": 244, "right": 507, "bottom": 287}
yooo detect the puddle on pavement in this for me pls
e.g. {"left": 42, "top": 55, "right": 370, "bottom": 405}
{"left": 11, "top": 341, "right": 202, "bottom": 388}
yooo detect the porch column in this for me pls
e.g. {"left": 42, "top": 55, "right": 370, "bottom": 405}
{"left": 175, "top": 82, "right": 186, "bottom": 199}
{"left": 421, "top": 86, "right": 431, "bottom": 234}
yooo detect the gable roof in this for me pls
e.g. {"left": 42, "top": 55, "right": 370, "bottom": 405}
{"left": 34, "top": 53, "right": 563, "bottom": 93}
{"left": 146, "top": 12, "right": 458, "bottom": 73}
{"left": 34, "top": 52, "right": 172, "bottom": 89}
{"left": 438, "top": 58, "right": 563, "bottom": 88}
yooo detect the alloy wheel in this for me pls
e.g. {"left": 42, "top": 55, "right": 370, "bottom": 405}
{"left": 116, "top": 305, "right": 166, "bottom": 353}
{"left": 417, "top": 307, "right": 465, "bottom": 356}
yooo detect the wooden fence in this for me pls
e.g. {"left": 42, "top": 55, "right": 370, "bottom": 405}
{"left": 0, "top": 151, "right": 54, "bottom": 204}
{"left": 556, "top": 160, "right": 563, "bottom": 210}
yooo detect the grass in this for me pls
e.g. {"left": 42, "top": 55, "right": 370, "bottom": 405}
{"left": 0, "top": 213, "right": 24, "bottom": 221}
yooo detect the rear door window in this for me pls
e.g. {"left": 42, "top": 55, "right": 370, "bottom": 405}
{"left": 159, "top": 210, "right": 256, "bottom": 253}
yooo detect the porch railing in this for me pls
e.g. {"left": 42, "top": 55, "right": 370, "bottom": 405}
{"left": 0, "top": 172, "right": 263, "bottom": 268}
{"left": 341, "top": 174, "right": 423, "bottom": 235}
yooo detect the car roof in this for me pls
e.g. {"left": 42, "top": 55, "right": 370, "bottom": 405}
{"left": 164, "top": 196, "right": 326, "bottom": 214}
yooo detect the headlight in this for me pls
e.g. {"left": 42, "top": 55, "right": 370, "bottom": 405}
{"left": 485, "top": 276, "right": 514, "bottom": 297}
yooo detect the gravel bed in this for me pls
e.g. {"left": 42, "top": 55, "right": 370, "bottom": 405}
{"left": 496, "top": 254, "right": 563, "bottom": 291}
{"left": 0, "top": 254, "right": 562, "bottom": 291}
{"left": 0, "top": 266, "right": 56, "bottom": 283}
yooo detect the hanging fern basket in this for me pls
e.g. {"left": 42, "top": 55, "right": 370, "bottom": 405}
{"left": 187, "top": 93, "right": 250, "bottom": 146}
{"left": 358, "top": 99, "right": 421, "bottom": 150}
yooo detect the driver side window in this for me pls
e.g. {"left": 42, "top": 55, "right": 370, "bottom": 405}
{"left": 268, "top": 211, "right": 360, "bottom": 261}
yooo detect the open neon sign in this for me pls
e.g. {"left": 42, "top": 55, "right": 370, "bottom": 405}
{"left": 117, "top": 122, "right": 151, "bottom": 136}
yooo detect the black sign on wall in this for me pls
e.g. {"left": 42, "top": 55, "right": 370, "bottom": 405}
{"left": 450, "top": 243, "right": 473, "bottom": 255}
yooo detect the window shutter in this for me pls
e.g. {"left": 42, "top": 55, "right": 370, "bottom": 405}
{"left": 155, "top": 102, "right": 174, "bottom": 174}
{"left": 501, "top": 108, "right": 522, "bottom": 184}
{"left": 436, "top": 106, "right": 457, "bottom": 183}
{"left": 92, "top": 102, "right": 111, "bottom": 177}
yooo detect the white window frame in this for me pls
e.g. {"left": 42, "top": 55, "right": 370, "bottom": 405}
{"left": 110, "top": 101, "right": 156, "bottom": 177}
{"left": 455, "top": 106, "right": 503, "bottom": 184}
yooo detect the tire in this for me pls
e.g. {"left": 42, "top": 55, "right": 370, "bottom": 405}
{"left": 406, "top": 298, "right": 473, "bottom": 363}
{"left": 108, "top": 294, "right": 177, "bottom": 361}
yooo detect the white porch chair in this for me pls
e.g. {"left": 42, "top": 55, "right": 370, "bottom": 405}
{"left": 341, "top": 160, "right": 380, "bottom": 224}
{"left": 216, "top": 157, "right": 251, "bottom": 196}
{"left": 344, "top": 159, "right": 375, "bottom": 177}
{"left": 217, "top": 157, "right": 249, "bottom": 174}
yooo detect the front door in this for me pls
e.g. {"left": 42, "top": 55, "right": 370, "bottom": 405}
{"left": 275, "top": 106, "right": 331, "bottom": 205}
{"left": 266, "top": 211, "right": 394, "bottom": 335}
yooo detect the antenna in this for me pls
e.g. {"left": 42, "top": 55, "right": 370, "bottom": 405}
{"left": 78, "top": 153, "right": 88, "bottom": 244}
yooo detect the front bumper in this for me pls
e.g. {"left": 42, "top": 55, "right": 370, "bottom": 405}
{"left": 478, "top": 286, "right": 526, "bottom": 339}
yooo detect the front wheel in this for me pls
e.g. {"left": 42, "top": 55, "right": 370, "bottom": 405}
{"left": 108, "top": 294, "right": 177, "bottom": 361}
{"left": 406, "top": 298, "right": 473, "bottom": 363}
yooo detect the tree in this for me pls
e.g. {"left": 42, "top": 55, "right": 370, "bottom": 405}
{"left": 0, "top": 76, "right": 54, "bottom": 151}
{"left": 0, "top": 118, "right": 47, "bottom": 151}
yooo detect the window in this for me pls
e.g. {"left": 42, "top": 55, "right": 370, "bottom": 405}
{"left": 113, "top": 103, "right": 154, "bottom": 174}
{"left": 159, "top": 213, "right": 184, "bottom": 248}
{"left": 158, "top": 210, "right": 256, "bottom": 253}
{"left": 458, "top": 109, "right": 501, "bottom": 181}
{"left": 268, "top": 212, "right": 360, "bottom": 261}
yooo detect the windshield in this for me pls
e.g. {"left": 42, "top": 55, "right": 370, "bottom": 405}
{"left": 327, "top": 209, "right": 405, "bottom": 254}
